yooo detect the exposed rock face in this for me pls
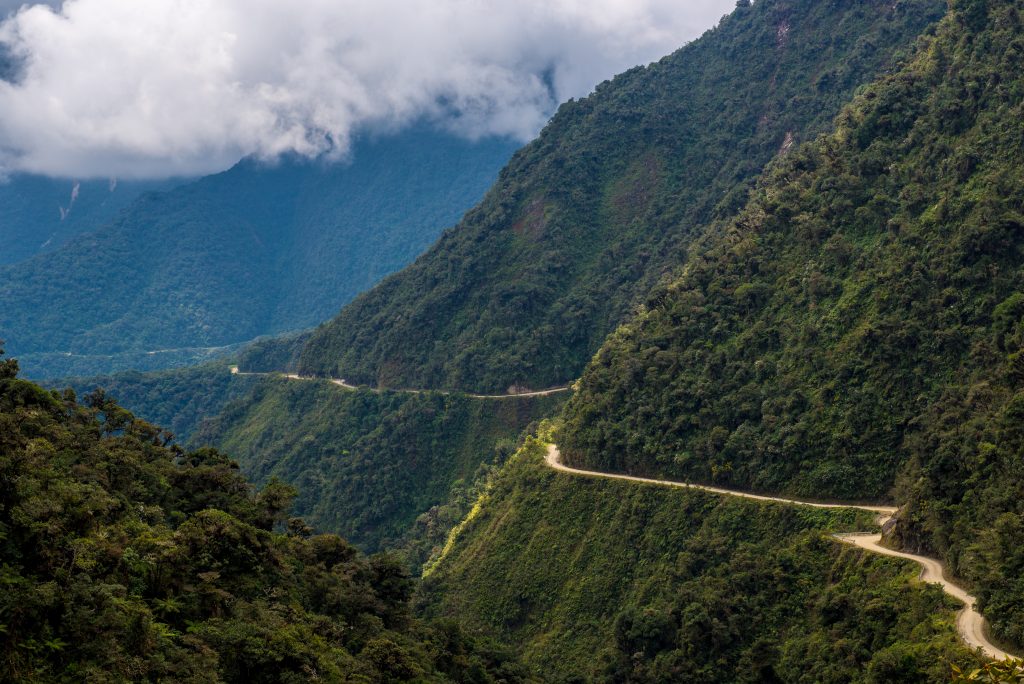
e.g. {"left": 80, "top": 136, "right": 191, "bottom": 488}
{"left": 882, "top": 516, "right": 898, "bottom": 536}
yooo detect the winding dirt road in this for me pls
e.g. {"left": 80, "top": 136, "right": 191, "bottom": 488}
{"left": 544, "top": 443, "right": 1016, "bottom": 661}
{"left": 228, "top": 361, "right": 1012, "bottom": 660}
{"left": 231, "top": 366, "right": 571, "bottom": 399}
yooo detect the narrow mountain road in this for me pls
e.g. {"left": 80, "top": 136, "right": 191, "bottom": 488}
{"left": 544, "top": 443, "right": 1016, "bottom": 661}
{"left": 230, "top": 366, "right": 571, "bottom": 399}
{"left": 227, "top": 361, "right": 1014, "bottom": 659}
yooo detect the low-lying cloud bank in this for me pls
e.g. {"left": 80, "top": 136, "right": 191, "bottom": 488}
{"left": 0, "top": 0, "right": 734, "bottom": 179}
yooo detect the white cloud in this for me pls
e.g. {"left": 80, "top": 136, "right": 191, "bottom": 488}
{"left": 0, "top": 0, "right": 735, "bottom": 179}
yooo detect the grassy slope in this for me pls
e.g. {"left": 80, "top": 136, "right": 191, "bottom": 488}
{"left": 420, "top": 436, "right": 978, "bottom": 682}
{"left": 198, "top": 377, "right": 565, "bottom": 563}
{"left": 296, "top": 0, "right": 944, "bottom": 393}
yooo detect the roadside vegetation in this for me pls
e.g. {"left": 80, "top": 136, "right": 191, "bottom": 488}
{"left": 420, "top": 434, "right": 980, "bottom": 682}
{"left": 197, "top": 377, "right": 565, "bottom": 566}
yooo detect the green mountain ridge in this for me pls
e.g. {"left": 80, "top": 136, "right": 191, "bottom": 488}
{"left": 560, "top": 0, "right": 1024, "bottom": 652}
{"left": 83, "top": 0, "right": 950, "bottom": 584}
{"left": 168, "top": 0, "right": 948, "bottom": 570}
{"left": 23, "top": 0, "right": 1024, "bottom": 679}
{"left": 292, "top": 0, "right": 944, "bottom": 393}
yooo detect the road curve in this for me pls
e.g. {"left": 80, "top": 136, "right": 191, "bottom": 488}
{"left": 544, "top": 443, "right": 1016, "bottom": 662}
{"left": 838, "top": 532, "right": 1014, "bottom": 661}
{"left": 231, "top": 366, "right": 571, "bottom": 399}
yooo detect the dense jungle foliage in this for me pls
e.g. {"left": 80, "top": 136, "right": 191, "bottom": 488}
{"left": 57, "top": 361, "right": 257, "bottom": 443}
{"left": 11, "top": 0, "right": 1022, "bottom": 678}
{"left": 561, "top": 0, "right": 1024, "bottom": 652}
{"left": 2, "top": 128, "right": 515, "bottom": 379}
{"left": 233, "top": 332, "right": 310, "bottom": 374}
{"left": 196, "top": 377, "right": 564, "bottom": 566}
{"left": 952, "top": 659, "right": 1024, "bottom": 683}
{"left": 0, "top": 349, "right": 530, "bottom": 682}
{"left": 296, "top": 0, "right": 945, "bottom": 393}
{"left": 420, "top": 434, "right": 980, "bottom": 682}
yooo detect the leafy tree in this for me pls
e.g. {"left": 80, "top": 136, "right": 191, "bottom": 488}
{"left": 952, "top": 660, "right": 1024, "bottom": 683}
{"left": 0, "top": 340, "right": 17, "bottom": 379}
{"left": 0, "top": 353, "right": 532, "bottom": 682}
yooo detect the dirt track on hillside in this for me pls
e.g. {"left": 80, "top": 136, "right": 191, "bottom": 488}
{"left": 543, "top": 443, "right": 1015, "bottom": 661}
{"left": 231, "top": 366, "right": 571, "bottom": 398}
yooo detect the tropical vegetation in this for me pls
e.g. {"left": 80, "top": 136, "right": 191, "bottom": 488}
{"left": 198, "top": 377, "right": 565, "bottom": 566}
{"left": 0, "top": 346, "right": 530, "bottom": 682}
{"left": 420, "top": 433, "right": 980, "bottom": 682}
{"left": 560, "top": 0, "right": 1024, "bottom": 652}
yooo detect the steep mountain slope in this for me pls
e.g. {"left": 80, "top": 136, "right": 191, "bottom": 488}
{"left": 295, "top": 0, "right": 944, "bottom": 393}
{"left": 2, "top": 127, "right": 516, "bottom": 378}
{"left": 0, "top": 175, "right": 180, "bottom": 266}
{"left": 177, "top": 0, "right": 944, "bottom": 569}
{"left": 58, "top": 361, "right": 258, "bottom": 443}
{"left": 560, "top": 0, "right": 1024, "bottom": 651}
{"left": 196, "top": 377, "right": 564, "bottom": 564}
{"left": 419, "top": 437, "right": 978, "bottom": 682}
{"left": 0, "top": 351, "right": 529, "bottom": 682}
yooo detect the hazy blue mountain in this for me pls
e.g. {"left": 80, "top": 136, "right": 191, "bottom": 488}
{"left": 0, "top": 47, "right": 181, "bottom": 267}
{"left": 0, "top": 175, "right": 180, "bottom": 265}
{"left": 2, "top": 126, "right": 518, "bottom": 378}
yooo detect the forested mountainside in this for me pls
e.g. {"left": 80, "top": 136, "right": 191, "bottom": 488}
{"left": 0, "top": 352, "right": 529, "bottom": 682}
{"left": 419, "top": 436, "right": 979, "bottom": 682}
{"left": 294, "top": 0, "right": 944, "bottom": 393}
{"left": 2, "top": 127, "right": 516, "bottom": 379}
{"left": 0, "top": 175, "right": 179, "bottom": 266}
{"left": 13, "top": 0, "right": 1024, "bottom": 680}
{"left": 234, "top": 332, "right": 310, "bottom": 374}
{"left": 87, "top": 0, "right": 942, "bottom": 569}
{"left": 58, "top": 361, "right": 258, "bottom": 443}
{"left": 196, "top": 377, "right": 564, "bottom": 566}
{"left": 561, "top": 0, "right": 1024, "bottom": 652}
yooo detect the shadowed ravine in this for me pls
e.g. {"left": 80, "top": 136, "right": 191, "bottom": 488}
{"left": 544, "top": 443, "right": 1017, "bottom": 661}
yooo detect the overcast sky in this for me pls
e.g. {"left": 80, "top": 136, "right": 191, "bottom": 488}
{"left": 0, "top": 0, "right": 736, "bottom": 179}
